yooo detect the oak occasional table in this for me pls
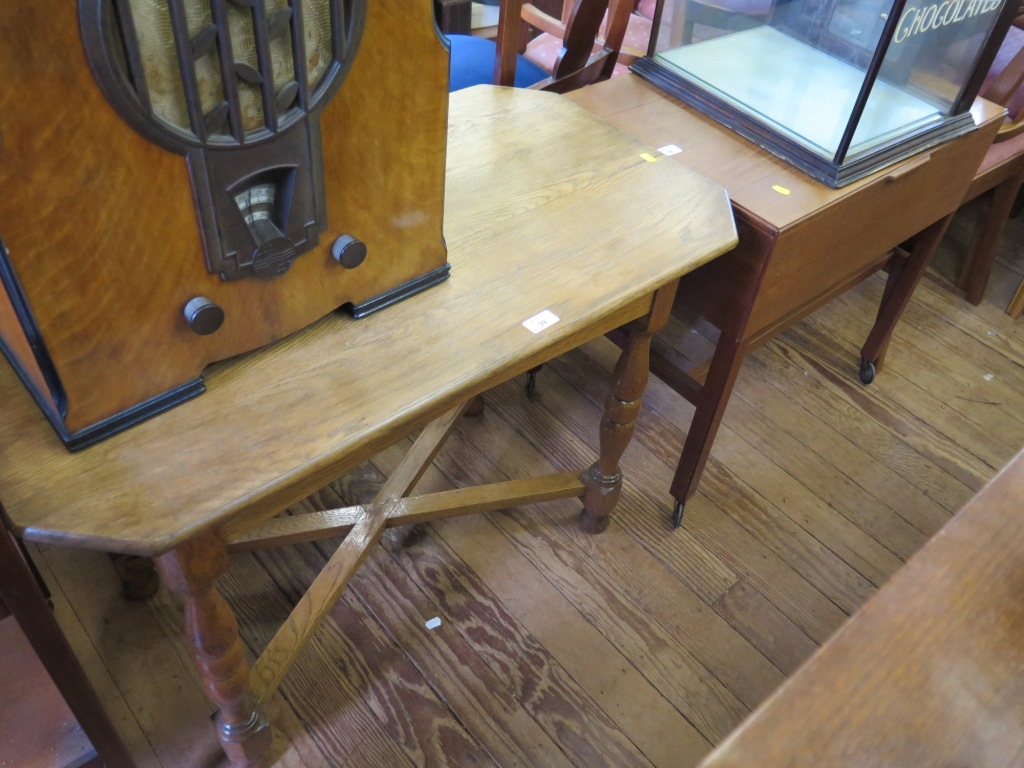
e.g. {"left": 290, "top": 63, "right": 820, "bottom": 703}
{"left": 0, "top": 86, "right": 737, "bottom": 767}
{"left": 568, "top": 75, "right": 1006, "bottom": 524}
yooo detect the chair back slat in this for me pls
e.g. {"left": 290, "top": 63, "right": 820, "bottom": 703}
{"left": 494, "top": 0, "right": 634, "bottom": 92}
{"left": 555, "top": 0, "right": 611, "bottom": 76}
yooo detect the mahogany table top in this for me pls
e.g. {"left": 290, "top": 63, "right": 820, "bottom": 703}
{"left": 567, "top": 75, "right": 1007, "bottom": 232}
{"left": 0, "top": 85, "right": 737, "bottom": 556}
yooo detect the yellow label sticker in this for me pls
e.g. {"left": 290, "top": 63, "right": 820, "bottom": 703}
{"left": 640, "top": 152, "right": 657, "bottom": 163}
{"left": 772, "top": 185, "right": 792, "bottom": 195}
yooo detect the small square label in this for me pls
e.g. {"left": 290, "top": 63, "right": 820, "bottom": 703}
{"left": 658, "top": 144, "right": 682, "bottom": 156}
{"left": 523, "top": 310, "right": 560, "bottom": 334}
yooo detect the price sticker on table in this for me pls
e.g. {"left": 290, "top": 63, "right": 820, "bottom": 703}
{"left": 523, "top": 310, "right": 560, "bottom": 333}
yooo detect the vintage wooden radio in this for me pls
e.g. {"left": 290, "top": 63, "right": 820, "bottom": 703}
{"left": 0, "top": 0, "right": 449, "bottom": 449}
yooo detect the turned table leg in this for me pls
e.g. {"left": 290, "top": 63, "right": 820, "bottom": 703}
{"left": 157, "top": 531, "right": 272, "bottom": 767}
{"left": 580, "top": 284, "right": 677, "bottom": 533}
{"left": 110, "top": 553, "right": 160, "bottom": 600}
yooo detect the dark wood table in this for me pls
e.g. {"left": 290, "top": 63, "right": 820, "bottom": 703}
{"left": 696, "top": 447, "right": 1024, "bottom": 768}
{"left": 0, "top": 86, "right": 736, "bottom": 767}
{"left": 568, "top": 76, "right": 1006, "bottom": 525}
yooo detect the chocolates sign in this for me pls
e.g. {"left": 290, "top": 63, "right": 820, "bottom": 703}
{"left": 893, "top": 0, "right": 1003, "bottom": 42}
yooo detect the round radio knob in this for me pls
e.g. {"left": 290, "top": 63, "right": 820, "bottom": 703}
{"left": 184, "top": 297, "right": 224, "bottom": 336}
{"left": 331, "top": 235, "right": 367, "bottom": 269}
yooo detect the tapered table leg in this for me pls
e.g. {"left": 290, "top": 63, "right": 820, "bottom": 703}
{"left": 580, "top": 285, "right": 677, "bottom": 533}
{"left": 668, "top": 331, "right": 749, "bottom": 526}
{"left": 157, "top": 531, "right": 272, "bottom": 767}
{"left": 859, "top": 214, "right": 952, "bottom": 373}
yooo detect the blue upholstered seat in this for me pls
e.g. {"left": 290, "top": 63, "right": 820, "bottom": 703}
{"left": 447, "top": 34, "right": 550, "bottom": 92}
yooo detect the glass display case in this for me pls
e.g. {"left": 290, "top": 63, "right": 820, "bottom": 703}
{"left": 632, "top": 0, "right": 1017, "bottom": 185}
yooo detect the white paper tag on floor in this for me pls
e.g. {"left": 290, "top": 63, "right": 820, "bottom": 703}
{"left": 658, "top": 144, "right": 682, "bottom": 156}
{"left": 425, "top": 617, "right": 442, "bottom": 630}
{"left": 523, "top": 310, "right": 560, "bottom": 334}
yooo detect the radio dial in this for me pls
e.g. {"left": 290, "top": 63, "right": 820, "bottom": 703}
{"left": 249, "top": 218, "right": 298, "bottom": 280}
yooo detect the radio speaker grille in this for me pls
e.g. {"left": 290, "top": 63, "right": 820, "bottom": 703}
{"left": 81, "top": 0, "right": 364, "bottom": 151}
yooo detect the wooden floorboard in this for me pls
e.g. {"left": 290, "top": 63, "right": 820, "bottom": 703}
{"left": 373, "top": 441, "right": 711, "bottom": 766}
{"left": 17, "top": 205, "right": 1024, "bottom": 767}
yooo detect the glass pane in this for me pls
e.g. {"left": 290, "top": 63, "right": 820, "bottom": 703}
{"left": 645, "top": 0, "right": 1006, "bottom": 163}
{"left": 847, "top": 0, "right": 1004, "bottom": 158}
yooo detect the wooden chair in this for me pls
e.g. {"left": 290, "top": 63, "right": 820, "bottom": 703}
{"left": 523, "top": 0, "right": 658, "bottom": 72}
{"left": 0, "top": 521, "right": 135, "bottom": 767}
{"left": 956, "top": 21, "right": 1024, "bottom": 318}
{"left": 448, "top": 0, "right": 634, "bottom": 93}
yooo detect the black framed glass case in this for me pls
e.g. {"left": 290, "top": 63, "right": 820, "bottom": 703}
{"left": 633, "top": 0, "right": 1018, "bottom": 185}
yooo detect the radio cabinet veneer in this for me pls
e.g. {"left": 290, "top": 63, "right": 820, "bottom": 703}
{"left": 0, "top": 1, "right": 450, "bottom": 447}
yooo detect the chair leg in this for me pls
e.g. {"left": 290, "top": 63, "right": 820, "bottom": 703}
{"left": 959, "top": 175, "right": 1024, "bottom": 305}
{"left": 0, "top": 524, "right": 135, "bottom": 767}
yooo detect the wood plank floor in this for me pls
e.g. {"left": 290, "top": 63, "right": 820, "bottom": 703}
{"left": 24, "top": 201, "right": 1024, "bottom": 768}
